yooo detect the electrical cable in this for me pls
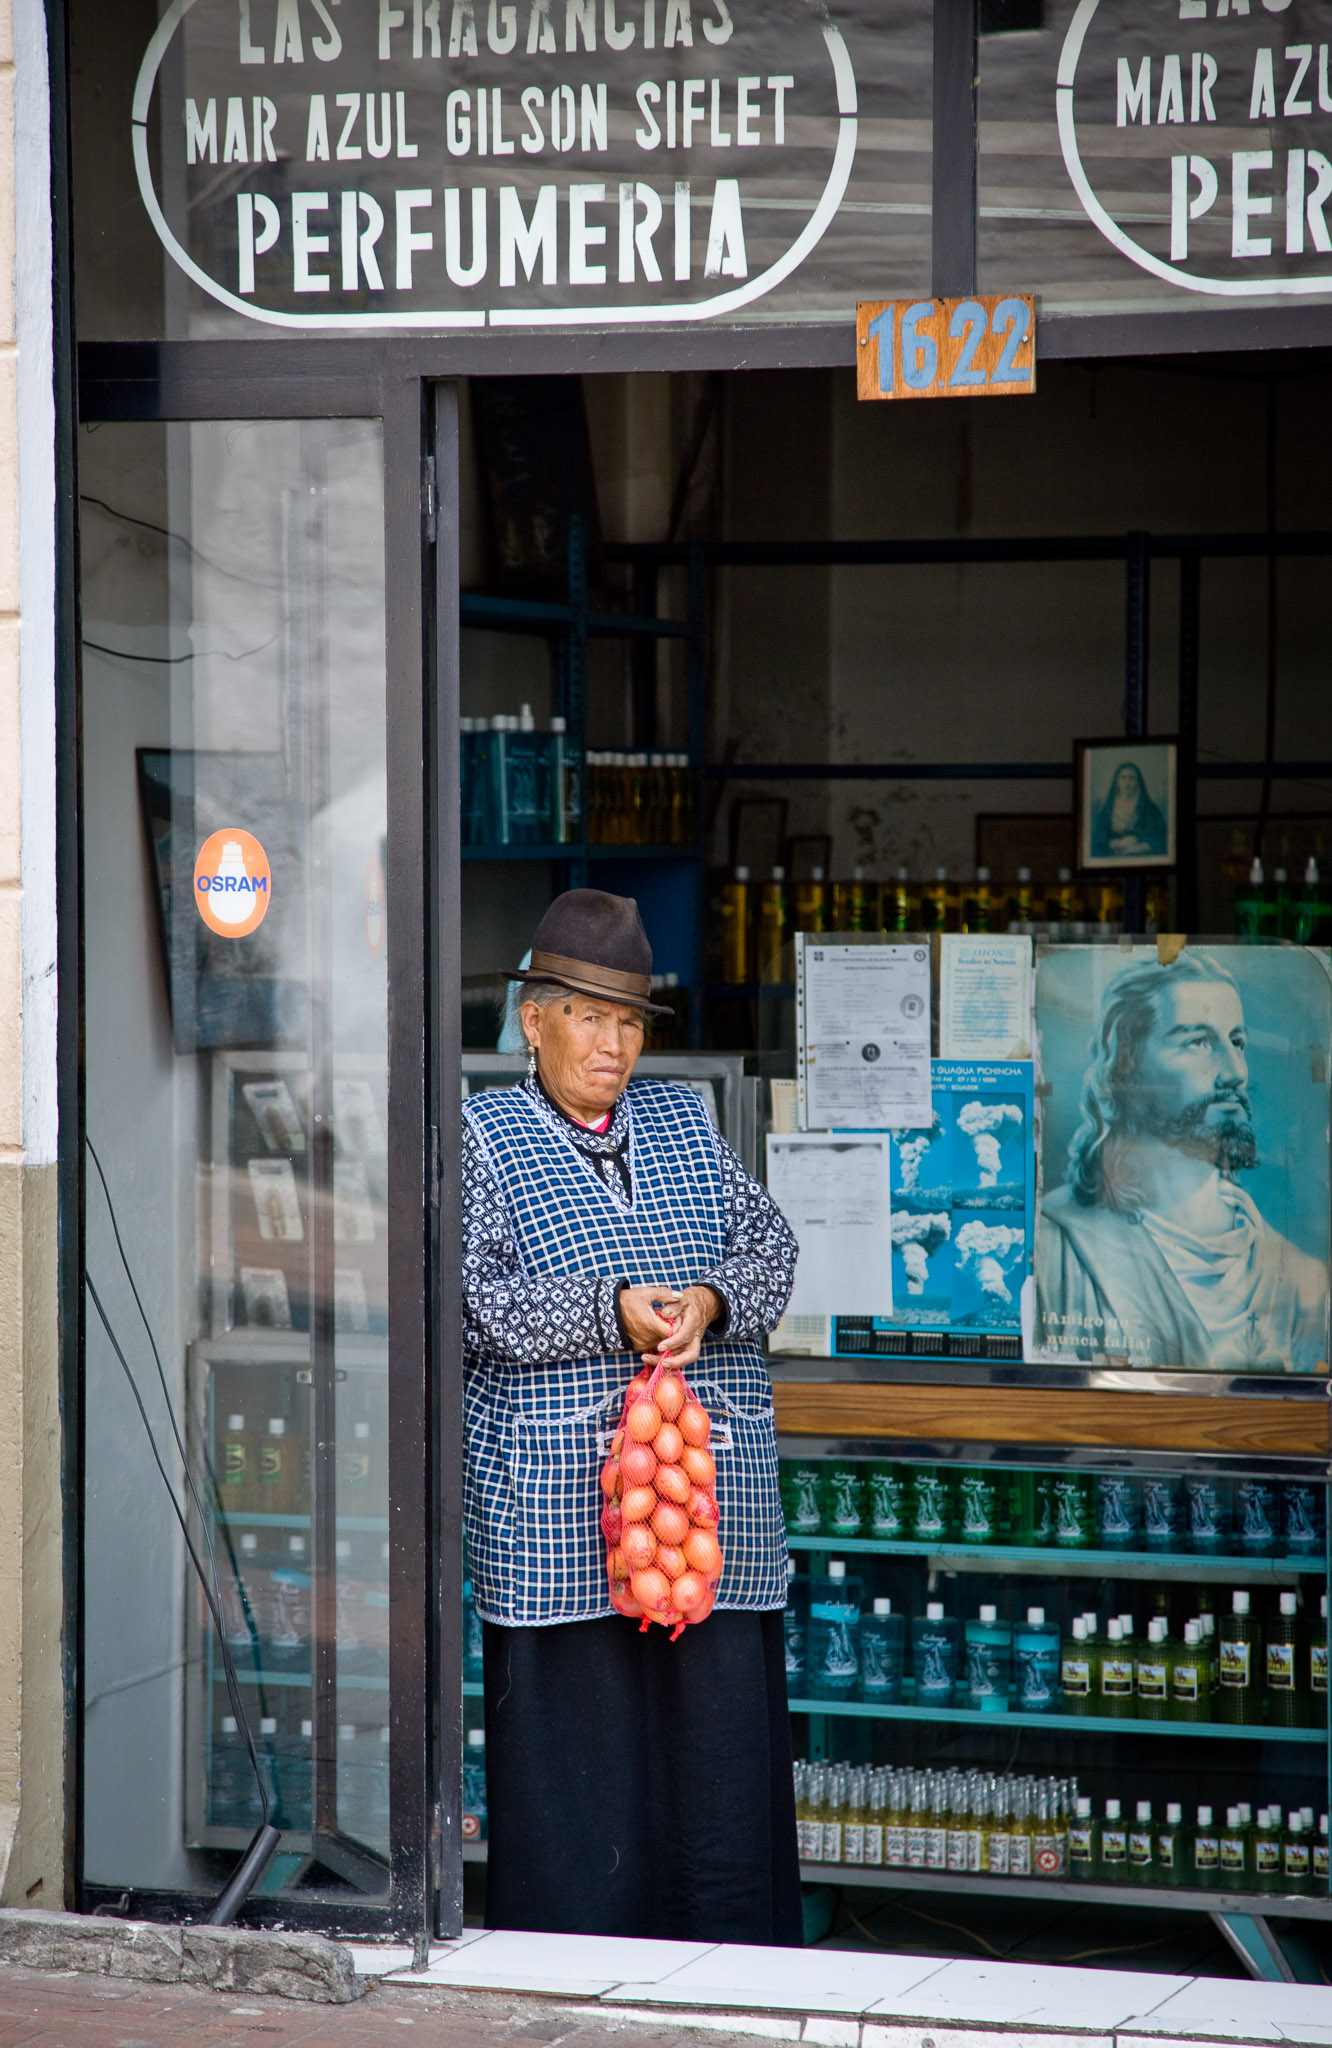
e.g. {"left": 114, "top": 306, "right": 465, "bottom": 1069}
{"left": 85, "top": 1139, "right": 283, "bottom": 1915}
{"left": 84, "top": 1275, "right": 272, "bottom": 1831}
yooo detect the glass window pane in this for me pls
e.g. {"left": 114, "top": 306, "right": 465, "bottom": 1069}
{"left": 80, "top": 420, "right": 392, "bottom": 1906}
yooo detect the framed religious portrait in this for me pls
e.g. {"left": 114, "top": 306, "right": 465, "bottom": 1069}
{"left": 1075, "top": 737, "right": 1178, "bottom": 872}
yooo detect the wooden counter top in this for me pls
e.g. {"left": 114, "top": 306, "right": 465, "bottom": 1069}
{"left": 772, "top": 1380, "right": 1330, "bottom": 1459}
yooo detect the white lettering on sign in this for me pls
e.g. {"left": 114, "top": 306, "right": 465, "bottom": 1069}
{"left": 133, "top": 0, "right": 856, "bottom": 330}
{"left": 1059, "top": 0, "right": 1332, "bottom": 295}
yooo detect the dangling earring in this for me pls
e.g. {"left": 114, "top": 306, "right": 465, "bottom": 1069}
{"left": 526, "top": 1039, "right": 537, "bottom": 1081}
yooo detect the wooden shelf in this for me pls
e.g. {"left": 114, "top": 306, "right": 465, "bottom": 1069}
{"left": 772, "top": 1381, "right": 1330, "bottom": 1458}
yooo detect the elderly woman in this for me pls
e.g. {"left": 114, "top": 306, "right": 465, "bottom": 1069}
{"left": 462, "top": 889, "right": 802, "bottom": 1944}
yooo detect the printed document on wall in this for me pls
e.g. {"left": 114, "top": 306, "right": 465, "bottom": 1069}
{"left": 797, "top": 936, "right": 931, "bottom": 1129}
{"left": 939, "top": 934, "right": 1032, "bottom": 1060}
{"left": 765, "top": 1132, "right": 893, "bottom": 1317}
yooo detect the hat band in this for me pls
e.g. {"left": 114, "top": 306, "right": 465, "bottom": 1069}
{"left": 527, "top": 949, "right": 652, "bottom": 1001}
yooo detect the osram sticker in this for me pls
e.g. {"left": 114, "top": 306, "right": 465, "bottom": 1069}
{"left": 194, "top": 828, "right": 271, "bottom": 938}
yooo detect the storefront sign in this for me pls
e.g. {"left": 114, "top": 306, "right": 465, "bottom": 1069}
{"left": 132, "top": 0, "right": 871, "bottom": 331}
{"left": 855, "top": 295, "right": 1036, "bottom": 400}
{"left": 1059, "top": 0, "right": 1332, "bottom": 299}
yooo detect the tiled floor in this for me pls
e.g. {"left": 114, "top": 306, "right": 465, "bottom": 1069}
{"left": 338, "top": 1930, "right": 1332, "bottom": 2046}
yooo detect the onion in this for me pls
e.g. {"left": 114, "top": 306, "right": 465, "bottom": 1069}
{"left": 623, "top": 1523, "right": 657, "bottom": 1571}
{"left": 681, "top": 1445, "right": 716, "bottom": 1490}
{"left": 626, "top": 1399, "right": 661, "bottom": 1444}
{"left": 653, "top": 1421, "right": 684, "bottom": 1465}
{"left": 671, "top": 1571, "right": 709, "bottom": 1617}
{"left": 655, "top": 1373, "right": 685, "bottom": 1421}
{"left": 608, "top": 1544, "right": 628, "bottom": 1581}
{"left": 679, "top": 1401, "right": 711, "bottom": 1447}
{"left": 610, "top": 1580, "right": 643, "bottom": 1619}
{"left": 600, "top": 1502, "right": 623, "bottom": 1546}
{"left": 689, "top": 1584, "right": 716, "bottom": 1623}
{"left": 654, "top": 1463, "right": 691, "bottom": 1507}
{"left": 611, "top": 1428, "right": 625, "bottom": 1457}
{"left": 683, "top": 1528, "right": 722, "bottom": 1579}
{"left": 656, "top": 1543, "right": 688, "bottom": 1581}
{"left": 619, "top": 1441, "right": 657, "bottom": 1489}
{"left": 621, "top": 1484, "right": 657, "bottom": 1524}
{"left": 687, "top": 1486, "right": 719, "bottom": 1530}
{"left": 650, "top": 1498, "right": 689, "bottom": 1546}
{"left": 630, "top": 1566, "right": 673, "bottom": 1618}
{"left": 626, "top": 1372, "right": 651, "bottom": 1405}
{"left": 600, "top": 1458, "right": 621, "bottom": 1501}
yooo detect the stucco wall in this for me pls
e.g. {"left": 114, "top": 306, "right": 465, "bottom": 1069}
{"left": 0, "top": 0, "right": 64, "bottom": 1907}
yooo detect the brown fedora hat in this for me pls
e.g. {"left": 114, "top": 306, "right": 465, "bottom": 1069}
{"left": 505, "top": 889, "right": 673, "bottom": 1014}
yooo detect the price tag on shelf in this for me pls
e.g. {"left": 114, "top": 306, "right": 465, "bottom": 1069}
{"left": 857, "top": 294, "right": 1037, "bottom": 402}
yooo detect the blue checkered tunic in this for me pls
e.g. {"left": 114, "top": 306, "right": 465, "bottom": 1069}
{"left": 461, "top": 1077, "right": 797, "bottom": 1626}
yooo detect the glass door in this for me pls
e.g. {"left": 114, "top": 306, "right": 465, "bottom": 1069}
{"left": 78, "top": 412, "right": 430, "bottom": 1930}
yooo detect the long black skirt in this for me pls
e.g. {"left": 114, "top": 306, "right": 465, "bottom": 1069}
{"left": 482, "top": 1609, "right": 804, "bottom": 1945}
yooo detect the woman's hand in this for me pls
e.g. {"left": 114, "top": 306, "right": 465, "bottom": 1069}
{"left": 618, "top": 1285, "right": 675, "bottom": 1357}
{"left": 639, "top": 1284, "right": 723, "bottom": 1370}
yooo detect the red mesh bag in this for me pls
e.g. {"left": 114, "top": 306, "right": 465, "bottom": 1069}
{"left": 600, "top": 1360, "right": 722, "bottom": 1639}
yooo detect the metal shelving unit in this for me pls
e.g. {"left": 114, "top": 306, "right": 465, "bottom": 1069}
{"left": 461, "top": 521, "right": 710, "bottom": 1029}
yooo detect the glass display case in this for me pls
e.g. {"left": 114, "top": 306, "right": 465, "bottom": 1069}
{"left": 779, "top": 1438, "right": 1330, "bottom": 1951}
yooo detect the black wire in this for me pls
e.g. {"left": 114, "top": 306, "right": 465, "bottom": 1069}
{"left": 85, "top": 1278, "right": 273, "bottom": 1828}
{"left": 85, "top": 1138, "right": 274, "bottom": 1828}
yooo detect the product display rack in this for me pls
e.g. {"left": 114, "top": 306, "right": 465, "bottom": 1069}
{"left": 778, "top": 1436, "right": 1331, "bottom": 1980}
{"left": 461, "top": 521, "right": 709, "bottom": 1035}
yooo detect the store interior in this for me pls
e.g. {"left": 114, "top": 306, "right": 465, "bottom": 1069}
{"left": 459, "top": 355, "right": 1332, "bottom": 1977}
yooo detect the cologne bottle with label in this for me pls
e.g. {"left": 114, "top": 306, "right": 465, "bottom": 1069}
{"left": 1215, "top": 1589, "right": 1263, "bottom": 1726}
{"left": 1060, "top": 1615, "right": 1092, "bottom": 1716}
{"left": 1265, "top": 1590, "right": 1305, "bottom": 1729}
{"left": 1135, "top": 1617, "right": 1170, "bottom": 1721}
{"left": 966, "top": 1604, "right": 1012, "bottom": 1714}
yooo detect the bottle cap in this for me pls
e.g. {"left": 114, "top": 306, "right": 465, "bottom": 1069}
{"left": 978, "top": 1604, "right": 997, "bottom": 1623}
{"left": 771, "top": 865, "right": 785, "bottom": 881}
{"left": 853, "top": 866, "right": 865, "bottom": 880}
{"left": 926, "top": 1601, "right": 944, "bottom": 1621}
{"left": 1107, "top": 1618, "right": 1122, "bottom": 1641}
{"left": 897, "top": 865, "right": 909, "bottom": 881}
{"left": 1290, "top": 1811, "right": 1305, "bottom": 1832}
{"left": 467, "top": 1728, "right": 485, "bottom": 1748}
{"left": 228, "top": 1414, "right": 245, "bottom": 1431}
{"left": 734, "top": 866, "right": 749, "bottom": 882}
{"left": 1082, "top": 1612, "right": 1098, "bottom": 1632}
{"left": 1167, "top": 1803, "right": 1182, "bottom": 1823}
{"left": 1322, "top": 1816, "right": 1329, "bottom": 1836}
{"left": 355, "top": 1422, "right": 370, "bottom": 1439}
{"left": 1239, "top": 1804, "right": 1252, "bottom": 1824}
{"left": 788, "top": 1558, "right": 797, "bottom": 1581}
{"left": 1249, "top": 857, "right": 1264, "bottom": 883}
{"left": 1118, "top": 1613, "right": 1133, "bottom": 1634}
{"left": 1018, "top": 866, "right": 1031, "bottom": 881}
{"left": 874, "top": 1597, "right": 892, "bottom": 1616}
{"left": 260, "top": 1717, "right": 277, "bottom": 1736}
{"left": 1148, "top": 1616, "right": 1167, "bottom": 1642}
{"left": 490, "top": 712, "right": 507, "bottom": 730}
{"left": 1227, "top": 1807, "right": 1241, "bottom": 1828}
{"left": 1105, "top": 1798, "right": 1121, "bottom": 1819}
{"left": 551, "top": 715, "right": 567, "bottom": 733}
{"left": 222, "top": 1716, "right": 238, "bottom": 1735}
{"left": 828, "top": 1561, "right": 846, "bottom": 1581}
{"left": 1184, "top": 1619, "right": 1201, "bottom": 1643}
{"left": 460, "top": 715, "right": 474, "bottom": 733}
{"left": 811, "top": 866, "right": 825, "bottom": 882}
{"left": 977, "top": 866, "right": 990, "bottom": 882}
{"left": 241, "top": 1532, "right": 258, "bottom": 1552}
{"left": 1280, "top": 1591, "right": 1298, "bottom": 1616}
{"left": 519, "top": 703, "right": 535, "bottom": 731}
{"left": 1072, "top": 1617, "right": 1087, "bottom": 1640}
{"left": 335, "top": 1538, "right": 350, "bottom": 1559}
{"left": 1059, "top": 867, "right": 1072, "bottom": 882}
{"left": 935, "top": 866, "right": 948, "bottom": 882}
{"left": 1302, "top": 1805, "right": 1314, "bottom": 1827}
{"left": 268, "top": 1418, "right": 285, "bottom": 1436}
{"left": 1306, "top": 857, "right": 1320, "bottom": 883}
{"left": 1026, "top": 1607, "right": 1045, "bottom": 1626}
{"left": 1232, "top": 1589, "right": 1250, "bottom": 1615}
{"left": 290, "top": 1535, "right": 307, "bottom": 1555}
{"left": 1076, "top": 1796, "right": 1091, "bottom": 1818}
{"left": 1198, "top": 1805, "right": 1213, "bottom": 1826}
{"left": 1138, "top": 1801, "right": 1152, "bottom": 1821}
{"left": 301, "top": 1720, "right": 313, "bottom": 1738}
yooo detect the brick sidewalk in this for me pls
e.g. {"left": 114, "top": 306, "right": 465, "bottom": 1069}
{"left": 0, "top": 1966, "right": 764, "bottom": 2048}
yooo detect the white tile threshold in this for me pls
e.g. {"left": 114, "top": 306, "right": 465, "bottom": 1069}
{"left": 339, "top": 1933, "right": 1332, "bottom": 2046}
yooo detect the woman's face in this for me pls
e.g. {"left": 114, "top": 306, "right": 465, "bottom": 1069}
{"left": 522, "top": 993, "right": 646, "bottom": 1119}
{"left": 1113, "top": 765, "right": 1142, "bottom": 802}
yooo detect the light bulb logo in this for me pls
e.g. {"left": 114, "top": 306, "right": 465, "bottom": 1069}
{"left": 194, "top": 828, "right": 271, "bottom": 938}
